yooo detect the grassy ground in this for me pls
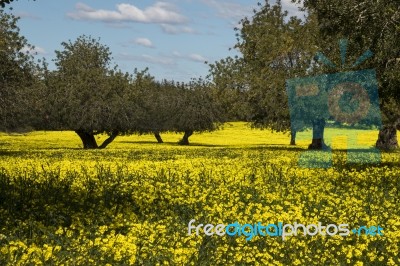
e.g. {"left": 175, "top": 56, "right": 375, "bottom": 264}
{"left": 0, "top": 122, "right": 399, "bottom": 265}
{"left": 0, "top": 122, "right": 390, "bottom": 149}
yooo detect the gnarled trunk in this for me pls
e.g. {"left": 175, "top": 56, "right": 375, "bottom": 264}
{"left": 376, "top": 126, "right": 398, "bottom": 150}
{"left": 178, "top": 130, "right": 193, "bottom": 145}
{"left": 75, "top": 130, "right": 98, "bottom": 149}
{"left": 75, "top": 130, "right": 119, "bottom": 149}
{"left": 154, "top": 131, "right": 163, "bottom": 143}
{"left": 290, "top": 130, "right": 296, "bottom": 146}
{"left": 308, "top": 119, "right": 328, "bottom": 150}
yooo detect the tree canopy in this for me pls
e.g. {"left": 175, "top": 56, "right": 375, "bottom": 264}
{"left": 0, "top": 10, "right": 38, "bottom": 132}
{"left": 37, "top": 35, "right": 224, "bottom": 148}
{"left": 296, "top": 0, "right": 400, "bottom": 149}
{"left": 133, "top": 77, "right": 223, "bottom": 145}
{"left": 208, "top": 0, "right": 399, "bottom": 149}
{"left": 210, "top": 1, "right": 320, "bottom": 146}
{"left": 42, "top": 35, "right": 142, "bottom": 149}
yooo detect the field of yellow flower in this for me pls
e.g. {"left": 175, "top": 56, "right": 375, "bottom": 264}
{"left": 0, "top": 122, "right": 399, "bottom": 265}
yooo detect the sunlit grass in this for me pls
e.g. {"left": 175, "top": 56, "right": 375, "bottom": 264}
{"left": 1, "top": 122, "right": 395, "bottom": 150}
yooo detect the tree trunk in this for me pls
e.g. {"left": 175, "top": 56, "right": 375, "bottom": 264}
{"left": 308, "top": 119, "right": 328, "bottom": 150}
{"left": 98, "top": 130, "right": 119, "bottom": 149}
{"left": 376, "top": 126, "right": 399, "bottom": 150}
{"left": 154, "top": 131, "right": 163, "bottom": 143}
{"left": 75, "top": 130, "right": 98, "bottom": 149}
{"left": 75, "top": 130, "right": 119, "bottom": 149}
{"left": 178, "top": 130, "right": 193, "bottom": 145}
{"left": 290, "top": 130, "right": 296, "bottom": 146}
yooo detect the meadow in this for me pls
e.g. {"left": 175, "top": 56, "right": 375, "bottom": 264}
{"left": 0, "top": 122, "right": 399, "bottom": 265}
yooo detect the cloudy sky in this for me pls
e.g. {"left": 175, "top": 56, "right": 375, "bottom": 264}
{"left": 10, "top": 0, "right": 303, "bottom": 82}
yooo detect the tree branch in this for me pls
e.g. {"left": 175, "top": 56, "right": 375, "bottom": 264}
{"left": 98, "top": 130, "right": 119, "bottom": 149}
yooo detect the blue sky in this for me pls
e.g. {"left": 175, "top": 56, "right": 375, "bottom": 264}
{"left": 10, "top": 0, "right": 303, "bottom": 82}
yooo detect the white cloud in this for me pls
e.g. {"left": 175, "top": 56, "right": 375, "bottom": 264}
{"left": 201, "top": 0, "right": 253, "bottom": 21}
{"left": 104, "top": 22, "right": 132, "bottom": 29}
{"left": 134, "top": 38, "right": 154, "bottom": 48}
{"left": 188, "top": 53, "right": 207, "bottom": 62}
{"left": 21, "top": 46, "right": 47, "bottom": 55}
{"left": 172, "top": 51, "right": 207, "bottom": 63}
{"left": 116, "top": 53, "right": 176, "bottom": 65}
{"left": 203, "top": 0, "right": 305, "bottom": 24}
{"left": 172, "top": 51, "right": 182, "bottom": 57}
{"left": 15, "top": 11, "right": 41, "bottom": 20}
{"left": 141, "top": 54, "right": 175, "bottom": 65}
{"left": 67, "top": 2, "right": 187, "bottom": 24}
{"left": 75, "top": 2, "right": 95, "bottom": 12}
{"left": 160, "top": 24, "right": 195, "bottom": 34}
{"left": 116, "top": 51, "right": 207, "bottom": 66}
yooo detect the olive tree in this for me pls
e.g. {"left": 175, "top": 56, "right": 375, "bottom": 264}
{"left": 296, "top": 0, "right": 400, "bottom": 149}
{"left": 0, "top": 10, "right": 38, "bottom": 132}
{"left": 43, "top": 35, "right": 142, "bottom": 149}
{"left": 232, "top": 1, "right": 319, "bottom": 146}
{"left": 169, "top": 79, "right": 223, "bottom": 145}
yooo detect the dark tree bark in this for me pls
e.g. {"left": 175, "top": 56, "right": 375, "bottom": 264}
{"left": 178, "top": 130, "right": 193, "bottom": 145}
{"left": 98, "top": 130, "right": 119, "bottom": 149}
{"left": 75, "top": 130, "right": 119, "bottom": 149}
{"left": 154, "top": 131, "right": 163, "bottom": 143}
{"left": 290, "top": 130, "right": 296, "bottom": 146}
{"left": 376, "top": 126, "right": 399, "bottom": 150}
{"left": 308, "top": 119, "right": 328, "bottom": 150}
{"left": 75, "top": 130, "right": 98, "bottom": 149}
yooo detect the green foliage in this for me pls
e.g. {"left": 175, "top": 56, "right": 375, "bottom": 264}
{"left": 0, "top": 0, "right": 14, "bottom": 8}
{"left": 170, "top": 79, "right": 223, "bottom": 134}
{"left": 42, "top": 35, "right": 144, "bottom": 148}
{"left": 208, "top": 57, "right": 251, "bottom": 121}
{"left": 134, "top": 77, "right": 180, "bottom": 135}
{"left": 0, "top": 10, "right": 38, "bottom": 131}
{"left": 232, "top": 1, "right": 318, "bottom": 131}
{"left": 297, "top": 0, "right": 400, "bottom": 124}
{"left": 131, "top": 74, "right": 223, "bottom": 144}
{"left": 295, "top": 0, "right": 400, "bottom": 148}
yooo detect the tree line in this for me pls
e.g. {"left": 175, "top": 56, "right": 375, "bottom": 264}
{"left": 0, "top": 17, "right": 223, "bottom": 148}
{"left": 1, "top": 0, "right": 399, "bottom": 150}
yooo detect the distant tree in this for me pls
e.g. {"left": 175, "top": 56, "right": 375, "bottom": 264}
{"left": 131, "top": 77, "right": 223, "bottom": 146}
{"left": 0, "top": 10, "right": 38, "bottom": 132}
{"left": 170, "top": 79, "right": 223, "bottom": 145}
{"left": 296, "top": 0, "right": 400, "bottom": 149}
{"left": 43, "top": 35, "right": 142, "bottom": 149}
{"left": 207, "top": 56, "right": 251, "bottom": 121}
{"left": 133, "top": 75, "right": 181, "bottom": 143}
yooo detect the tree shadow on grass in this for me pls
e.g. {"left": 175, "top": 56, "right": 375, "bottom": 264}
{"left": 241, "top": 144, "right": 306, "bottom": 152}
{"left": 119, "top": 140, "right": 164, "bottom": 144}
{"left": 0, "top": 169, "right": 198, "bottom": 233}
{"left": 0, "top": 150, "right": 27, "bottom": 156}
